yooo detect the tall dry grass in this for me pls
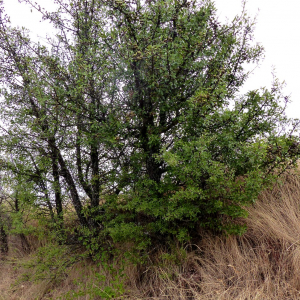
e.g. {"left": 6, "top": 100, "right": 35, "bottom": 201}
{"left": 2, "top": 167, "right": 300, "bottom": 299}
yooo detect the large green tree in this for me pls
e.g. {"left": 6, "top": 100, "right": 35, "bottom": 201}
{"left": 0, "top": 0, "right": 299, "bottom": 247}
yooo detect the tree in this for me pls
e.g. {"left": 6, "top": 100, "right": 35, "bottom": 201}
{"left": 0, "top": 0, "right": 299, "bottom": 248}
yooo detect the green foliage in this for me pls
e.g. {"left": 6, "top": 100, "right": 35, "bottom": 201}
{"left": 0, "top": 0, "right": 300, "bottom": 253}
{"left": 62, "top": 264, "right": 126, "bottom": 300}
{"left": 14, "top": 243, "right": 81, "bottom": 289}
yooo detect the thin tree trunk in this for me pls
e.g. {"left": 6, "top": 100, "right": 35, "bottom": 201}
{"left": 51, "top": 147, "right": 63, "bottom": 220}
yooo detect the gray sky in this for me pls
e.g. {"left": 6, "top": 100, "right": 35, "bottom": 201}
{"left": 214, "top": 0, "right": 300, "bottom": 120}
{"left": 2, "top": 0, "right": 300, "bottom": 120}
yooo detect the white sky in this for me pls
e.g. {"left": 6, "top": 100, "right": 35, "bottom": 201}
{"left": 2, "top": 0, "right": 300, "bottom": 120}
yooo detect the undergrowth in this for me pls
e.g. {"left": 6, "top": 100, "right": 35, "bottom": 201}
{"left": 1, "top": 168, "right": 300, "bottom": 299}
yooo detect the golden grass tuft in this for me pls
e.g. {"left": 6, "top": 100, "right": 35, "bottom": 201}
{"left": 2, "top": 167, "right": 300, "bottom": 299}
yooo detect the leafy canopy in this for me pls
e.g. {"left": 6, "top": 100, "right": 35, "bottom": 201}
{"left": 0, "top": 0, "right": 299, "bottom": 248}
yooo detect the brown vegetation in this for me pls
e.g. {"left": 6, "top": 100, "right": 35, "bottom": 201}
{"left": 1, "top": 168, "right": 300, "bottom": 299}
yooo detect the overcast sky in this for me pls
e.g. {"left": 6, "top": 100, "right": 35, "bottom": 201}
{"left": 2, "top": 0, "right": 300, "bottom": 120}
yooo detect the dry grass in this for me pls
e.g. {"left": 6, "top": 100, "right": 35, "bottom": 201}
{"left": 2, "top": 167, "right": 300, "bottom": 299}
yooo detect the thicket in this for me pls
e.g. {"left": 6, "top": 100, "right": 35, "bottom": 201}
{"left": 1, "top": 169, "right": 300, "bottom": 299}
{"left": 0, "top": 0, "right": 300, "bottom": 258}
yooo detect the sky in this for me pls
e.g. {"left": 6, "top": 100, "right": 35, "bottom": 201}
{"left": 2, "top": 0, "right": 300, "bottom": 120}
